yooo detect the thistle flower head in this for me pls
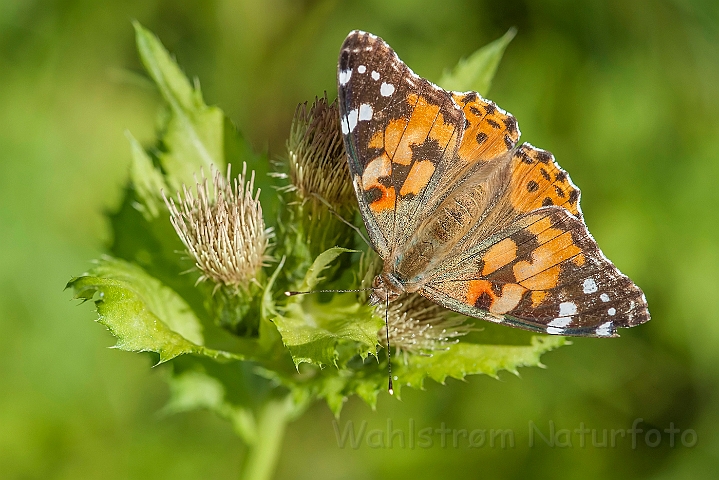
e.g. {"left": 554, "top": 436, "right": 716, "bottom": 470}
{"left": 378, "top": 294, "right": 473, "bottom": 356}
{"left": 286, "top": 95, "right": 354, "bottom": 207}
{"left": 164, "top": 163, "right": 272, "bottom": 290}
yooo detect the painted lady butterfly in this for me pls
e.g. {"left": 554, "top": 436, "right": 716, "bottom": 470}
{"left": 338, "top": 30, "right": 650, "bottom": 338}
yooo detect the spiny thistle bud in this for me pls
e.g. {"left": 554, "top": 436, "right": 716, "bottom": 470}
{"left": 379, "top": 294, "right": 473, "bottom": 357}
{"left": 286, "top": 95, "right": 354, "bottom": 208}
{"left": 278, "top": 95, "right": 358, "bottom": 280}
{"left": 164, "top": 163, "right": 272, "bottom": 291}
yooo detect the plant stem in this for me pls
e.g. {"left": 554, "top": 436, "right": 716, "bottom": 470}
{"left": 239, "top": 396, "right": 294, "bottom": 480}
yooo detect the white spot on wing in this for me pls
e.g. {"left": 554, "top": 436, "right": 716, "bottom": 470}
{"left": 583, "top": 278, "right": 598, "bottom": 294}
{"left": 358, "top": 103, "right": 373, "bottom": 121}
{"left": 380, "top": 82, "right": 395, "bottom": 96}
{"left": 608, "top": 307, "right": 616, "bottom": 316}
{"left": 341, "top": 116, "right": 349, "bottom": 135}
{"left": 358, "top": 65, "right": 366, "bottom": 73}
{"left": 371, "top": 71, "right": 380, "bottom": 80}
{"left": 347, "top": 109, "right": 358, "bottom": 132}
{"left": 549, "top": 317, "right": 572, "bottom": 328}
{"left": 600, "top": 293, "right": 610, "bottom": 302}
{"left": 596, "top": 322, "right": 613, "bottom": 336}
{"left": 339, "top": 69, "right": 352, "bottom": 85}
{"left": 559, "top": 302, "right": 577, "bottom": 316}
{"left": 547, "top": 327, "right": 565, "bottom": 335}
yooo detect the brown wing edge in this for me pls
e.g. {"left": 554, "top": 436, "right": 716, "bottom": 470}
{"left": 422, "top": 282, "right": 649, "bottom": 337}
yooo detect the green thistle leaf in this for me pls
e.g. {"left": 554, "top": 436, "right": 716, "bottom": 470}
{"left": 133, "top": 21, "right": 226, "bottom": 191}
{"left": 438, "top": 28, "right": 516, "bottom": 95}
{"left": 67, "top": 256, "right": 243, "bottom": 363}
{"left": 395, "top": 335, "right": 567, "bottom": 394}
{"left": 126, "top": 131, "right": 168, "bottom": 220}
{"left": 307, "top": 332, "right": 568, "bottom": 413}
{"left": 294, "top": 247, "right": 355, "bottom": 294}
{"left": 272, "top": 248, "right": 382, "bottom": 368}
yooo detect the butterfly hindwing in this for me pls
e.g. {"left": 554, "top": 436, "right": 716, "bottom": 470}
{"left": 421, "top": 207, "right": 649, "bottom": 336}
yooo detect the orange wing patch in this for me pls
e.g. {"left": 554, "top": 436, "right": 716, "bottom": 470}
{"left": 383, "top": 93, "right": 456, "bottom": 166}
{"left": 465, "top": 279, "right": 528, "bottom": 315}
{"left": 400, "top": 160, "right": 435, "bottom": 196}
{"left": 509, "top": 143, "right": 582, "bottom": 218}
{"left": 481, "top": 237, "right": 517, "bottom": 276}
{"left": 361, "top": 154, "right": 395, "bottom": 213}
{"left": 368, "top": 130, "right": 384, "bottom": 149}
{"left": 513, "top": 217, "right": 582, "bottom": 290}
{"left": 369, "top": 185, "right": 396, "bottom": 213}
{"left": 530, "top": 290, "right": 548, "bottom": 307}
{"left": 363, "top": 92, "right": 459, "bottom": 204}
{"left": 384, "top": 117, "right": 411, "bottom": 164}
{"left": 451, "top": 92, "right": 520, "bottom": 164}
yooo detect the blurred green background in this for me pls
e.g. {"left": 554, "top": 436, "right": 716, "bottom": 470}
{"left": 1, "top": 0, "right": 718, "bottom": 478}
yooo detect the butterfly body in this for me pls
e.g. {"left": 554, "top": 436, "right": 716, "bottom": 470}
{"left": 339, "top": 30, "right": 649, "bottom": 337}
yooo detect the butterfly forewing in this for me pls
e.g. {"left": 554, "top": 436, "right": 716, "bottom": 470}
{"left": 339, "top": 31, "right": 466, "bottom": 259}
{"left": 451, "top": 91, "right": 520, "bottom": 166}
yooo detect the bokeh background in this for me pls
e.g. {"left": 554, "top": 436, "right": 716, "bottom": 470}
{"left": 1, "top": 0, "right": 718, "bottom": 478}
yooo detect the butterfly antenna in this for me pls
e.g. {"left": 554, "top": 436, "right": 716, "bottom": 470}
{"left": 285, "top": 288, "right": 373, "bottom": 296}
{"left": 311, "top": 193, "right": 370, "bottom": 247}
{"left": 385, "top": 293, "right": 393, "bottom": 395}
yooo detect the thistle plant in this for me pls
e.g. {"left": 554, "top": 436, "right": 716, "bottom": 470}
{"left": 279, "top": 95, "right": 357, "bottom": 283}
{"left": 286, "top": 96, "right": 354, "bottom": 208}
{"left": 67, "top": 24, "right": 566, "bottom": 480}
{"left": 165, "top": 164, "right": 271, "bottom": 290}
{"left": 380, "top": 293, "right": 474, "bottom": 357}
{"left": 164, "top": 164, "right": 272, "bottom": 334}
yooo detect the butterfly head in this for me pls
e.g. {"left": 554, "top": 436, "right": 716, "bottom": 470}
{"left": 369, "top": 272, "right": 405, "bottom": 305}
